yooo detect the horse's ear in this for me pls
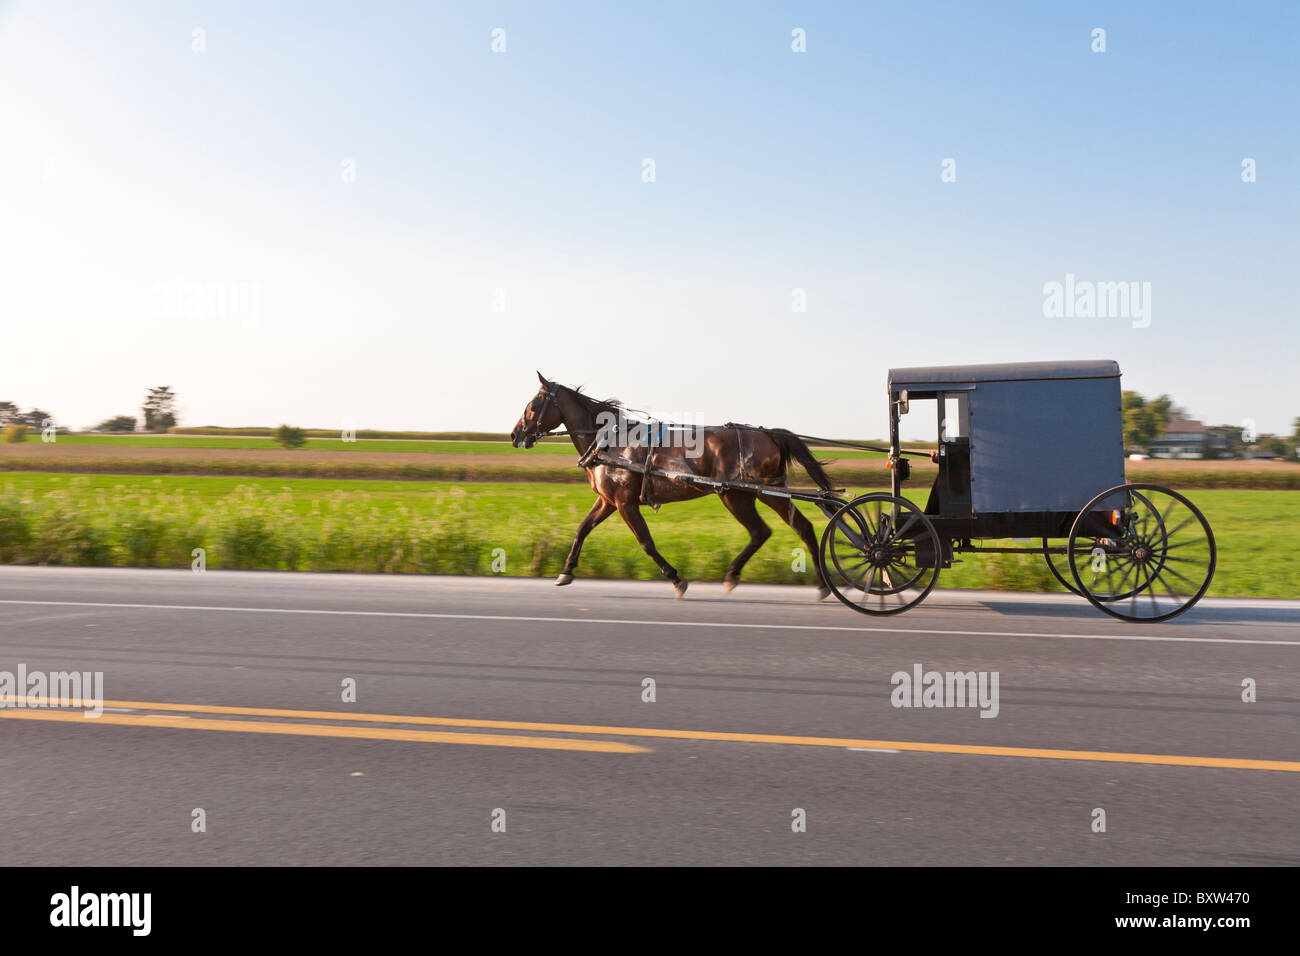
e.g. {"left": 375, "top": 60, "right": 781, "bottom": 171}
{"left": 536, "top": 371, "right": 549, "bottom": 387}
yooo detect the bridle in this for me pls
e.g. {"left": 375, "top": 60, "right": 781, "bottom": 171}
{"left": 524, "top": 385, "right": 559, "bottom": 443}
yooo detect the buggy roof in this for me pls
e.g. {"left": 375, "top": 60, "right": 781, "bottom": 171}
{"left": 888, "top": 360, "right": 1119, "bottom": 391}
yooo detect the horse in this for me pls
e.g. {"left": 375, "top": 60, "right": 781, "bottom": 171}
{"left": 510, "top": 372, "right": 834, "bottom": 599}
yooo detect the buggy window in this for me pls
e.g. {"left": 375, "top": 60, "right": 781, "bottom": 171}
{"left": 940, "top": 393, "right": 969, "bottom": 442}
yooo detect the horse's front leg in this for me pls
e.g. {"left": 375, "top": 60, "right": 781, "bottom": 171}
{"left": 557, "top": 497, "right": 616, "bottom": 585}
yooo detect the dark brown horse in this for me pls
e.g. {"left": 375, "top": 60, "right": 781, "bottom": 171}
{"left": 510, "top": 373, "right": 833, "bottom": 599}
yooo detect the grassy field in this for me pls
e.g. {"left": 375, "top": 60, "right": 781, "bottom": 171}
{"left": 170, "top": 427, "right": 527, "bottom": 441}
{"left": 22, "top": 434, "right": 580, "bottom": 454}
{"left": 3, "top": 435, "right": 1298, "bottom": 488}
{"left": 0, "top": 472, "right": 1292, "bottom": 597}
{"left": 22, "top": 432, "right": 897, "bottom": 458}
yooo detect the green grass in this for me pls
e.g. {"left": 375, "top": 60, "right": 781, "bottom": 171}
{"left": 13, "top": 436, "right": 1300, "bottom": 491}
{"left": 0, "top": 456, "right": 590, "bottom": 482}
{"left": 0, "top": 472, "right": 1293, "bottom": 597}
{"left": 4, "top": 452, "right": 1296, "bottom": 490}
{"left": 26, "top": 434, "right": 578, "bottom": 454}
{"left": 30, "top": 433, "right": 894, "bottom": 458}
{"left": 170, "top": 427, "right": 529, "bottom": 441}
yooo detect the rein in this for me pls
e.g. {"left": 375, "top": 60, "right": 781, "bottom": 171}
{"left": 547, "top": 429, "right": 930, "bottom": 458}
{"left": 531, "top": 386, "right": 930, "bottom": 459}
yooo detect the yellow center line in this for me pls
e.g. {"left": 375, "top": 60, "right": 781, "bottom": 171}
{"left": 0, "top": 707, "right": 647, "bottom": 753}
{"left": 2, "top": 696, "right": 1295, "bottom": 771}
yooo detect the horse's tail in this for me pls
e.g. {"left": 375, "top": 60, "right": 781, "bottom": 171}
{"left": 767, "top": 428, "right": 834, "bottom": 491}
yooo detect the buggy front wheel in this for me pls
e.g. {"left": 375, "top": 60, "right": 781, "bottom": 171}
{"left": 819, "top": 493, "right": 941, "bottom": 616}
{"left": 1043, "top": 541, "right": 1086, "bottom": 597}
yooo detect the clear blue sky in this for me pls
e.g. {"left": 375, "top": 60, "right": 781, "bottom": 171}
{"left": 1, "top": 1, "right": 1296, "bottom": 437}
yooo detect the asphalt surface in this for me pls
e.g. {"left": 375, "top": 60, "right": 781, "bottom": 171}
{"left": 0, "top": 566, "right": 1296, "bottom": 866}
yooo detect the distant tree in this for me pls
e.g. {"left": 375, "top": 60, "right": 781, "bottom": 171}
{"left": 0, "top": 401, "right": 17, "bottom": 424}
{"left": 1121, "top": 391, "right": 1178, "bottom": 452}
{"left": 1122, "top": 391, "right": 1144, "bottom": 449}
{"left": 1206, "top": 424, "right": 1245, "bottom": 459}
{"left": 95, "top": 415, "right": 137, "bottom": 433}
{"left": 1122, "top": 402, "right": 1158, "bottom": 451}
{"left": 1123, "top": 406, "right": 1154, "bottom": 451}
{"left": 19, "top": 408, "right": 53, "bottom": 428}
{"left": 273, "top": 424, "right": 307, "bottom": 449}
{"left": 1292, "top": 417, "right": 1300, "bottom": 443}
{"left": 1121, "top": 390, "right": 1145, "bottom": 413}
{"left": 1257, "top": 435, "right": 1291, "bottom": 458}
{"left": 142, "top": 386, "right": 178, "bottom": 432}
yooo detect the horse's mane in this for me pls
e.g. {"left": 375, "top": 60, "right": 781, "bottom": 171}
{"left": 557, "top": 382, "right": 698, "bottom": 428}
{"left": 560, "top": 384, "right": 627, "bottom": 417}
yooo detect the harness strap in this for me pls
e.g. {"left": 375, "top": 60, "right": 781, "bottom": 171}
{"left": 640, "top": 418, "right": 659, "bottom": 508}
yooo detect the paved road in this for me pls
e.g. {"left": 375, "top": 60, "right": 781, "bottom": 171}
{"left": 0, "top": 566, "right": 1295, "bottom": 865}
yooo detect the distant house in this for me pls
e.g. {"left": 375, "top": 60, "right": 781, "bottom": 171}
{"left": 1149, "top": 418, "right": 1229, "bottom": 459}
{"left": 1243, "top": 448, "right": 1281, "bottom": 461}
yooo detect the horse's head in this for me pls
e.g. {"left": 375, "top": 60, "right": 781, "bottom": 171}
{"left": 511, "top": 372, "right": 564, "bottom": 448}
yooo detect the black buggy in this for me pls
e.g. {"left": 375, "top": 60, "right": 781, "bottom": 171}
{"left": 815, "top": 361, "right": 1216, "bottom": 622}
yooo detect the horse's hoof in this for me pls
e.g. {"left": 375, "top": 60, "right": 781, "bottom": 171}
{"left": 816, "top": 585, "right": 832, "bottom": 601}
{"left": 673, "top": 580, "right": 689, "bottom": 599}
{"left": 555, "top": 573, "right": 574, "bottom": 586}
{"left": 723, "top": 576, "right": 738, "bottom": 594}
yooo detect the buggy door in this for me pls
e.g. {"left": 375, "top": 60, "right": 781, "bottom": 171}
{"left": 933, "top": 390, "right": 972, "bottom": 516}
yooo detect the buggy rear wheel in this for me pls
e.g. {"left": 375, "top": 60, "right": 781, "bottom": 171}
{"left": 1067, "top": 483, "right": 1216, "bottom": 623}
{"left": 819, "top": 493, "right": 941, "bottom": 616}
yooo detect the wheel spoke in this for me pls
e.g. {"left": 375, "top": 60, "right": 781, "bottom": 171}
{"left": 893, "top": 510, "right": 921, "bottom": 541}
{"left": 1161, "top": 513, "right": 1199, "bottom": 538}
{"left": 1154, "top": 569, "right": 1188, "bottom": 604}
{"left": 1145, "top": 569, "right": 1159, "bottom": 614}
{"left": 1110, "top": 557, "right": 1140, "bottom": 597}
{"left": 1137, "top": 503, "right": 1152, "bottom": 538}
{"left": 1157, "top": 493, "right": 1177, "bottom": 523}
{"left": 838, "top": 556, "right": 870, "bottom": 575}
{"left": 1157, "top": 561, "right": 1199, "bottom": 588}
{"left": 861, "top": 564, "right": 880, "bottom": 601}
{"left": 1161, "top": 553, "right": 1206, "bottom": 563}
{"left": 1128, "top": 557, "right": 1157, "bottom": 614}
{"left": 1161, "top": 539, "right": 1209, "bottom": 552}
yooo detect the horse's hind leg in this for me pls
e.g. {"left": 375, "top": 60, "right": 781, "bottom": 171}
{"left": 759, "top": 495, "right": 831, "bottom": 600}
{"left": 557, "top": 497, "right": 616, "bottom": 585}
{"left": 718, "top": 491, "right": 771, "bottom": 593}
{"left": 616, "top": 501, "right": 688, "bottom": 598}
